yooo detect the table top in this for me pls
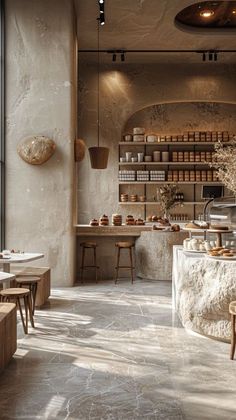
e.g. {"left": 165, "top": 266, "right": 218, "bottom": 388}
{"left": 0, "top": 252, "right": 44, "bottom": 264}
{"left": 0, "top": 271, "right": 15, "bottom": 283}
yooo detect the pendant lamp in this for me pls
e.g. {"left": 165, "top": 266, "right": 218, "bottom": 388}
{"left": 89, "top": 19, "right": 109, "bottom": 169}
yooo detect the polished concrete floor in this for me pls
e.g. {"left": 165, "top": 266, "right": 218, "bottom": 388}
{"left": 0, "top": 279, "right": 236, "bottom": 420}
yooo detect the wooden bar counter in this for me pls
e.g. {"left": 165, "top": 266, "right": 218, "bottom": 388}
{"left": 76, "top": 225, "right": 188, "bottom": 282}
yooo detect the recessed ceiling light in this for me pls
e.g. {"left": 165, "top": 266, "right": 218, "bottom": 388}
{"left": 200, "top": 9, "right": 214, "bottom": 18}
{"left": 232, "top": 10, "right": 236, "bottom": 14}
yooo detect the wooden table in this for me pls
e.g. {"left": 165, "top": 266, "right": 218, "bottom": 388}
{"left": 0, "top": 253, "right": 44, "bottom": 274}
{"left": 0, "top": 271, "right": 15, "bottom": 289}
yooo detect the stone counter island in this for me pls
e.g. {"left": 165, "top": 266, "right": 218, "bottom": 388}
{"left": 173, "top": 246, "right": 236, "bottom": 341}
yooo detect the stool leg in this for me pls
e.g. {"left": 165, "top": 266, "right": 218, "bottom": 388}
{"left": 129, "top": 247, "right": 134, "bottom": 284}
{"left": 230, "top": 314, "right": 236, "bottom": 360}
{"left": 27, "top": 294, "right": 35, "bottom": 328}
{"left": 81, "top": 246, "right": 85, "bottom": 284}
{"left": 94, "top": 247, "right": 98, "bottom": 284}
{"left": 18, "top": 297, "right": 28, "bottom": 334}
{"left": 32, "top": 283, "right": 38, "bottom": 315}
{"left": 115, "top": 247, "right": 120, "bottom": 284}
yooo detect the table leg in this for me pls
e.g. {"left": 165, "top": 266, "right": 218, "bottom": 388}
{"left": 3, "top": 263, "right": 10, "bottom": 273}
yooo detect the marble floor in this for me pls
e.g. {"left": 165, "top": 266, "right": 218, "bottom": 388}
{"left": 0, "top": 279, "right": 236, "bottom": 420}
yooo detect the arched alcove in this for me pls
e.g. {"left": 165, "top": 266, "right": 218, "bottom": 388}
{"left": 124, "top": 101, "right": 236, "bottom": 135}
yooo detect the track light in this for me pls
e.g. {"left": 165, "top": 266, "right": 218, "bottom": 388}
{"left": 98, "top": 0, "right": 105, "bottom": 25}
{"left": 112, "top": 53, "right": 116, "bottom": 62}
{"left": 121, "top": 52, "right": 125, "bottom": 62}
{"left": 214, "top": 52, "right": 218, "bottom": 61}
{"left": 202, "top": 52, "right": 206, "bottom": 61}
{"left": 99, "top": 15, "right": 105, "bottom": 25}
{"left": 208, "top": 51, "right": 213, "bottom": 61}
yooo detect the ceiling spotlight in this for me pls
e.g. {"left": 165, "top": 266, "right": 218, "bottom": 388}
{"left": 200, "top": 9, "right": 214, "bottom": 18}
{"left": 112, "top": 53, "right": 116, "bottom": 62}
{"left": 99, "top": 3, "right": 104, "bottom": 13}
{"left": 99, "top": 14, "right": 105, "bottom": 25}
{"left": 202, "top": 52, "right": 206, "bottom": 61}
{"left": 214, "top": 52, "right": 218, "bottom": 61}
{"left": 99, "top": 0, "right": 104, "bottom": 3}
{"left": 121, "top": 52, "right": 125, "bottom": 62}
{"left": 233, "top": 10, "right": 236, "bottom": 14}
{"left": 208, "top": 51, "right": 213, "bottom": 61}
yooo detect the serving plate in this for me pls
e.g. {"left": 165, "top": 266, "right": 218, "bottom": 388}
{"left": 204, "top": 254, "right": 236, "bottom": 261}
{"left": 183, "top": 249, "right": 206, "bottom": 253}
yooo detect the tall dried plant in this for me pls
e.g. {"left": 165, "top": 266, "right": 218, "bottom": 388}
{"left": 210, "top": 137, "right": 236, "bottom": 195}
{"left": 157, "top": 184, "right": 179, "bottom": 218}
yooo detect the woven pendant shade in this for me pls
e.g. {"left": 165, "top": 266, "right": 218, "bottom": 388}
{"left": 89, "top": 146, "right": 109, "bottom": 169}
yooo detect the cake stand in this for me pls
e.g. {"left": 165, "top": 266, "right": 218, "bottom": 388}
{"left": 207, "top": 229, "right": 233, "bottom": 247}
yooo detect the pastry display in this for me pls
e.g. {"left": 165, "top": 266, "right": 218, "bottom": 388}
{"left": 126, "top": 215, "right": 135, "bottom": 225}
{"left": 99, "top": 214, "right": 109, "bottom": 226}
{"left": 207, "top": 246, "right": 235, "bottom": 257}
{"left": 89, "top": 218, "right": 99, "bottom": 226}
{"left": 112, "top": 214, "right": 122, "bottom": 226}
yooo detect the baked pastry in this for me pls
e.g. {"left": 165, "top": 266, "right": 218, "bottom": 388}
{"left": 135, "top": 218, "right": 145, "bottom": 225}
{"left": 90, "top": 218, "right": 99, "bottom": 226}
{"left": 147, "top": 215, "right": 153, "bottom": 222}
{"left": 152, "top": 215, "right": 159, "bottom": 222}
{"left": 171, "top": 224, "right": 180, "bottom": 232}
{"left": 99, "top": 214, "right": 109, "bottom": 226}
{"left": 185, "top": 221, "right": 201, "bottom": 229}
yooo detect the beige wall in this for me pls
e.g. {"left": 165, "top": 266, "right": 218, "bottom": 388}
{"left": 77, "top": 62, "right": 236, "bottom": 223}
{"left": 5, "top": 0, "right": 77, "bottom": 286}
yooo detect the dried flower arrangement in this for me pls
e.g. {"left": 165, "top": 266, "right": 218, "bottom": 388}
{"left": 210, "top": 137, "right": 236, "bottom": 195}
{"left": 157, "top": 184, "right": 179, "bottom": 219}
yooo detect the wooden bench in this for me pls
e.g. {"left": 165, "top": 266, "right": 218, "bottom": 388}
{"left": 0, "top": 303, "right": 17, "bottom": 372}
{"left": 10, "top": 267, "right": 51, "bottom": 308}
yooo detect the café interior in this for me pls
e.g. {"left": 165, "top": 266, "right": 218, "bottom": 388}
{"left": 1, "top": 0, "right": 236, "bottom": 419}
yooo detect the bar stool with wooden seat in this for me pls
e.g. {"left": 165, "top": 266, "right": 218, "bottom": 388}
{"left": 229, "top": 301, "right": 236, "bottom": 360}
{"left": 0, "top": 288, "right": 34, "bottom": 334}
{"left": 15, "top": 276, "right": 40, "bottom": 315}
{"left": 115, "top": 241, "right": 135, "bottom": 284}
{"left": 80, "top": 242, "right": 99, "bottom": 283}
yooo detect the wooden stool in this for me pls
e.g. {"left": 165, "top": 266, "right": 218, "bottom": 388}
{"left": 115, "top": 241, "right": 135, "bottom": 284}
{"left": 229, "top": 301, "right": 236, "bottom": 360}
{"left": 15, "top": 276, "right": 40, "bottom": 315}
{"left": 0, "top": 288, "right": 34, "bottom": 334}
{"left": 80, "top": 242, "right": 99, "bottom": 283}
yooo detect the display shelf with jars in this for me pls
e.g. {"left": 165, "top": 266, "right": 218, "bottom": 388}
{"left": 118, "top": 129, "right": 234, "bottom": 220}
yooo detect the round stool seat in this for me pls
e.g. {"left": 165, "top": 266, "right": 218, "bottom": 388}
{"left": 0, "top": 288, "right": 30, "bottom": 297}
{"left": 115, "top": 241, "right": 134, "bottom": 248}
{"left": 16, "top": 276, "right": 40, "bottom": 285}
{"left": 229, "top": 301, "right": 236, "bottom": 315}
{"left": 80, "top": 242, "right": 97, "bottom": 248}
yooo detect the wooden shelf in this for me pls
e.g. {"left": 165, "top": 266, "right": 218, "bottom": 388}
{"left": 119, "top": 201, "right": 205, "bottom": 205}
{"left": 118, "top": 181, "right": 221, "bottom": 185}
{"left": 119, "top": 161, "right": 211, "bottom": 166}
{"left": 119, "top": 141, "right": 230, "bottom": 146}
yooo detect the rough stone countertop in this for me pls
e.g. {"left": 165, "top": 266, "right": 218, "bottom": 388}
{"left": 172, "top": 246, "right": 236, "bottom": 340}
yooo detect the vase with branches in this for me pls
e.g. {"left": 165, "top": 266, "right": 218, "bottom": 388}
{"left": 210, "top": 137, "right": 236, "bottom": 195}
{"left": 157, "top": 184, "right": 180, "bottom": 220}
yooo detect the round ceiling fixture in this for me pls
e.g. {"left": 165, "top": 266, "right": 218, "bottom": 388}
{"left": 175, "top": 1, "right": 236, "bottom": 29}
{"left": 200, "top": 9, "right": 215, "bottom": 17}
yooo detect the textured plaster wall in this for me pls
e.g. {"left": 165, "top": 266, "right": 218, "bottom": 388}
{"left": 77, "top": 62, "right": 236, "bottom": 223}
{"left": 5, "top": 0, "right": 77, "bottom": 286}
